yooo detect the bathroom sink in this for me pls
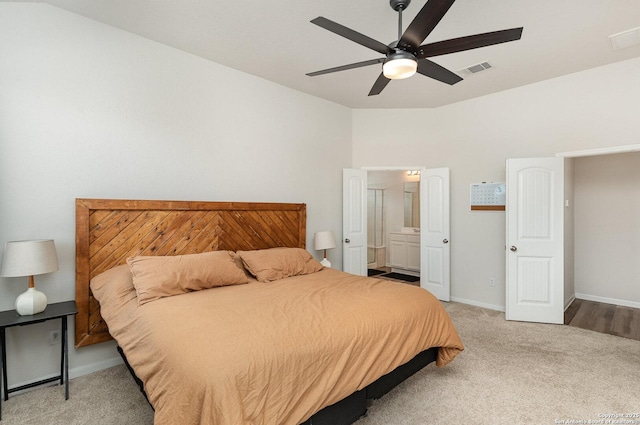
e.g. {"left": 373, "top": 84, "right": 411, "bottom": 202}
{"left": 400, "top": 227, "right": 420, "bottom": 234}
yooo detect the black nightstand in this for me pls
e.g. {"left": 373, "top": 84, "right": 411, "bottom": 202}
{"left": 0, "top": 300, "right": 77, "bottom": 420}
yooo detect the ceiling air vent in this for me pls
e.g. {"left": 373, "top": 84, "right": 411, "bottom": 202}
{"left": 458, "top": 61, "right": 493, "bottom": 77}
{"left": 609, "top": 26, "right": 640, "bottom": 51}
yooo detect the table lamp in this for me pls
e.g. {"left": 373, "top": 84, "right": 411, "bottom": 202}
{"left": 1, "top": 239, "right": 59, "bottom": 315}
{"left": 314, "top": 231, "right": 336, "bottom": 268}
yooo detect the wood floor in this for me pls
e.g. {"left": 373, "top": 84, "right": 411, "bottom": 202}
{"left": 565, "top": 298, "right": 640, "bottom": 341}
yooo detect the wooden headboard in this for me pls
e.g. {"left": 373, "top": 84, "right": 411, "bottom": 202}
{"left": 75, "top": 198, "right": 306, "bottom": 348}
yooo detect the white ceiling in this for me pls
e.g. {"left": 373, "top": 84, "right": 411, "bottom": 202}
{"left": 23, "top": 0, "right": 640, "bottom": 108}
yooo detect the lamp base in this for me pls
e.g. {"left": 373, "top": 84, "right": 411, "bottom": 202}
{"left": 320, "top": 257, "right": 332, "bottom": 268}
{"left": 16, "top": 287, "right": 48, "bottom": 315}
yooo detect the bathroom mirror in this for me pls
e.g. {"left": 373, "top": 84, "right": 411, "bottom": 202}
{"left": 404, "top": 182, "right": 420, "bottom": 228}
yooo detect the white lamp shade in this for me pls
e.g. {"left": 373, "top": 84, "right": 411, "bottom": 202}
{"left": 1, "top": 239, "right": 59, "bottom": 277}
{"left": 2, "top": 239, "right": 58, "bottom": 315}
{"left": 314, "top": 231, "right": 336, "bottom": 251}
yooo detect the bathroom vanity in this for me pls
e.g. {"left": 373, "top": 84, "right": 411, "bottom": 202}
{"left": 389, "top": 230, "right": 420, "bottom": 276}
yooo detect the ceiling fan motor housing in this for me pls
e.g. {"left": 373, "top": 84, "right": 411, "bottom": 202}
{"left": 385, "top": 49, "right": 416, "bottom": 63}
{"left": 390, "top": 0, "right": 411, "bottom": 11}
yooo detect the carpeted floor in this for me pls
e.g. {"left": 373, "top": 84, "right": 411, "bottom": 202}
{"left": 355, "top": 303, "right": 640, "bottom": 424}
{"left": 1, "top": 362, "right": 153, "bottom": 425}
{"left": 2, "top": 302, "right": 639, "bottom": 424}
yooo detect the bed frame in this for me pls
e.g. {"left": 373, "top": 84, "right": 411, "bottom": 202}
{"left": 75, "top": 198, "right": 437, "bottom": 425}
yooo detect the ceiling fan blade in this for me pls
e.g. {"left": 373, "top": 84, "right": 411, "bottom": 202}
{"left": 307, "top": 58, "right": 385, "bottom": 77}
{"left": 416, "top": 27, "right": 524, "bottom": 59}
{"left": 368, "top": 73, "right": 391, "bottom": 96}
{"left": 416, "top": 59, "right": 462, "bottom": 85}
{"left": 311, "top": 17, "right": 391, "bottom": 55}
{"left": 398, "top": 0, "right": 456, "bottom": 51}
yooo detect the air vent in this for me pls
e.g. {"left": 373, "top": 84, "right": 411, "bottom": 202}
{"left": 609, "top": 26, "right": 640, "bottom": 51}
{"left": 458, "top": 61, "right": 493, "bottom": 76}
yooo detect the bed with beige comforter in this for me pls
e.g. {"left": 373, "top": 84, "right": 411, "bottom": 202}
{"left": 91, "top": 250, "right": 463, "bottom": 425}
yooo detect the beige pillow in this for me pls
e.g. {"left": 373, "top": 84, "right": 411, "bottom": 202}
{"left": 127, "top": 251, "right": 248, "bottom": 305}
{"left": 90, "top": 264, "right": 137, "bottom": 308}
{"left": 236, "top": 247, "right": 323, "bottom": 283}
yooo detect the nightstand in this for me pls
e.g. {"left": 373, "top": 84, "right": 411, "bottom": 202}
{"left": 0, "top": 300, "right": 77, "bottom": 420}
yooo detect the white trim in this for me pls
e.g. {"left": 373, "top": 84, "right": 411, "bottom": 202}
{"left": 450, "top": 296, "right": 505, "bottom": 312}
{"left": 556, "top": 144, "right": 640, "bottom": 158}
{"left": 69, "top": 356, "right": 124, "bottom": 380}
{"left": 575, "top": 293, "right": 640, "bottom": 309}
{"left": 565, "top": 294, "right": 576, "bottom": 311}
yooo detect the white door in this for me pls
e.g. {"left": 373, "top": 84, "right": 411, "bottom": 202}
{"left": 342, "top": 169, "right": 367, "bottom": 275}
{"left": 421, "top": 168, "right": 451, "bottom": 301}
{"left": 506, "top": 158, "right": 564, "bottom": 324}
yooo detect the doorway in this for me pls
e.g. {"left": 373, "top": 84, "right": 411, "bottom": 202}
{"left": 343, "top": 167, "right": 451, "bottom": 301}
{"left": 506, "top": 144, "right": 640, "bottom": 324}
{"left": 571, "top": 152, "right": 640, "bottom": 310}
{"left": 366, "top": 170, "right": 421, "bottom": 278}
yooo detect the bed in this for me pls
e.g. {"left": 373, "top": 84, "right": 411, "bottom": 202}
{"left": 75, "top": 198, "right": 463, "bottom": 425}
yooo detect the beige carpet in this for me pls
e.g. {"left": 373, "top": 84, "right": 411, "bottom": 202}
{"left": 356, "top": 303, "right": 640, "bottom": 424}
{"left": 2, "top": 302, "right": 639, "bottom": 424}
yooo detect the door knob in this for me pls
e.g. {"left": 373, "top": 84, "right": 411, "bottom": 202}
{"left": 510, "top": 246, "right": 517, "bottom": 252}
{"left": 443, "top": 239, "right": 449, "bottom": 244}
{"left": 345, "top": 238, "right": 350, "bottom": 243}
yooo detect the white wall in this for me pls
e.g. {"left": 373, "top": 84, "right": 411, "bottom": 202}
{"left": 353, "top": 56, "right": 640, "bottom": 311}
{"left": 0, "top": 3, "right": 351, "bottom": 387}
{"left": 574, "top": 152, "right": 640, "bottom": 306}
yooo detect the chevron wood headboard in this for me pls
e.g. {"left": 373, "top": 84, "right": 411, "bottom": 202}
{"left": 75, "top": 198, "right": 306, "bottom": 347}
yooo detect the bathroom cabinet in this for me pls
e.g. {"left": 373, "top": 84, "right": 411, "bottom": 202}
{"left": 389, "top": 233, "right": 420, "bottom": 275}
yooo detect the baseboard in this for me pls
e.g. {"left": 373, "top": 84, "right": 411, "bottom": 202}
{"left": 69, "top": 356, "right": 124, "bottom": 380}
{"left": 450, "top": 296, "right": 505, "bottom": 312}
{"left": 575, "top": 293, "right": 640, "bottom": 309}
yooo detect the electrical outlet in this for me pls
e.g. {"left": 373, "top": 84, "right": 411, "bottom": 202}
{"left": 49, "top": 330, "right": 61, "bottom": 345}
{"left": 489, "top": 277, "right": 496, "bottom": 287}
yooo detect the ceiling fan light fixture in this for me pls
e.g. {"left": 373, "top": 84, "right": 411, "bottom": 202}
{"left": 383, "top": 51, "right": 417, "bottom": 80}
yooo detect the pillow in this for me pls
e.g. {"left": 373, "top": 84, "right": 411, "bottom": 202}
{"left": 90, "top": 264, "right": 137, "bottom": 308}
{"left": 127, "top": 250, "right": 249, "bottom": 305}
{"left": 233, "top": 252, "right": 256, "bottom": 281}
{"left": 236, "top": 247, "right": 323, "bottom": 283}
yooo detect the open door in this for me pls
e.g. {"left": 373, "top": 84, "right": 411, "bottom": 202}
{"left": 342, "top": 169, "right": 367, "bottom": 276}
{"left": 421, "top": 168, "right": 451, "bottom": 301}
{"left": 506, "top": 158, "right": 564, "bottom": 324}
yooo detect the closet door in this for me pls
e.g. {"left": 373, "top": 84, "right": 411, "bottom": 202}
{"left": 506, "top": 158, "right": 564, "bottom": 324}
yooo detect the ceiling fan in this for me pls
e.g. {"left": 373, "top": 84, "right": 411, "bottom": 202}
{"left": 306, "top": 0, "right": 523, "bottom": 96}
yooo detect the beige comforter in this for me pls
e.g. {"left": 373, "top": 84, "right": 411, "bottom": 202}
{"left": 94, "top": 267, "right": 463, "bottom": 425}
